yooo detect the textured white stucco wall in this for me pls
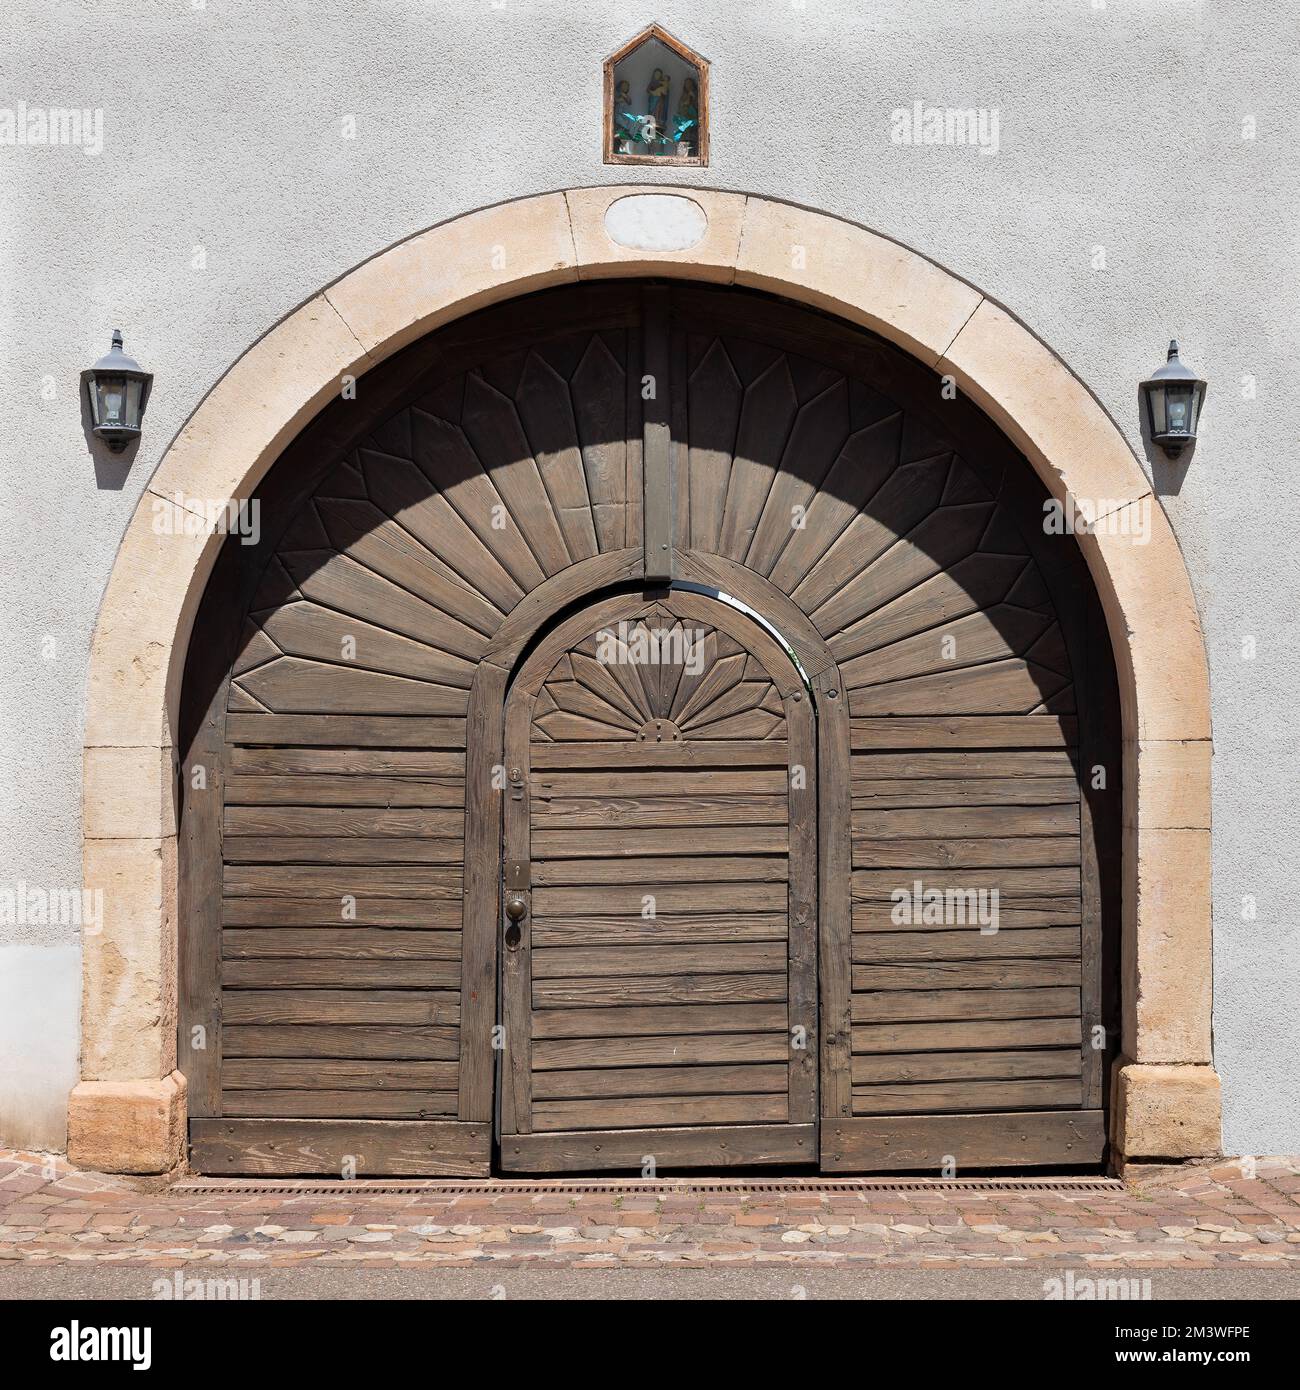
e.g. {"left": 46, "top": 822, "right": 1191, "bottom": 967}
{"left": 1, "top": 0, "right": 1296, "bottom": 1153}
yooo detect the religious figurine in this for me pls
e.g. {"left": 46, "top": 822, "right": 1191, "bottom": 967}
{"left": 675, "top": 76, "right": 699, "bottom": 150}
{"left": 647, "top": 68, "right": 670, "bottom": 139}
{"left": 614, "top": 78, "right": 631, "bottom": 125}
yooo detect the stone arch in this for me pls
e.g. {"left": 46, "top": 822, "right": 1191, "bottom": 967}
{"left": 70, "top": 188, "right": 1217, "bottom": 1173}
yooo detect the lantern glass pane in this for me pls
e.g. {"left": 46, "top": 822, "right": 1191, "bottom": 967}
{"left": 1165, "top": 385, "right": 1192, "bottom": 435}
{"left": 97, "top": 376, "right": 127, "bottom": 426}
{"left": 125, "top": 378, "right": 143, "bottom": 426}
{"left": 1147, "top": 385, "right": 1167, "bottom": 436}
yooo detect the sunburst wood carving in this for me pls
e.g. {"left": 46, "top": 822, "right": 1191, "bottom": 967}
{"left": 532, "top": 604, "right": 787, "bottom": 743}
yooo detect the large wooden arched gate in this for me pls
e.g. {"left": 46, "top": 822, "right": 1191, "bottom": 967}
{"left": 179, "top": 281, "right": 1120, "bottom": 1176}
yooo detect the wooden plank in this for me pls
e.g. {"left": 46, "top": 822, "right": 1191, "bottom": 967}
{"left": 221, "top": 1090, "right": 458, "bottom": 1119}
{"left": 851, "top": 777, "right": 1079, "bottom": 808}
{"left": 458, "top": 660, "right": 505, "bottom": 1123}
{"left": 534, "top": 1032, "right": 789, "bottom": 1070}
{"left": 641, "top": 284, "right": 675, "bottom": 581}
{"left": 225, "top": 806, "right": 464, "bottom": 837}
{"left": 224, "top": 837, "right": 464, "bottom": 865}
{"left": 846, "top": 659, "right": 1074, "bottom": 718}
{"left": 223, "top": 897, "right": 462, "bottom": 927}
{"left": 851, "top": 1049, "right": 1081, "bottom": 1085}
{"left": 533, "top": 882, "right": 788, "bottom": 916}
{"left": 851, "top": 837, "right": 1080, "bottom": 870}
{"left": 849, "top": 716, "right": 1077, "bottom": 749}
{"left": 225, "top": 714, "right": 466, "bottom": 747}
{"left": 853, "top": 902, "right": 1082, "bottom": 931}
{"left": 530, "top": 824, "right": 788, "bottom": 857}
{"left": 223, "top": 867, "right": 463, "bottom": 898}
{"left": 229, "top": 747, "right": 465, "bottom": 777}
{"left": 851, "top": 1078, "right": 1083, "bottom": 1115}
{"left": 224, "top": 1059, "right": 459, "bottom": 1089}
{"left": 822, "top": 1111, "right": 1106, "bottom": 1172}
{"left": 531, "top": 1063, "right": 788, "bottom": 1099}
{"left": 531, "top": 791, "right": 788, "bottom": 829}
{"left": 530, "top": 740, "right": 789, "bottom": 769}
{"left": 532, "top": 942, "right": 785, "bottom": 979}
{"left": 222, "top": 959, "right": 460, "bottom": 990}
{"left": 534, "top": 769, "right": 788, "bottom": 797}
{"left": 190, "top": 1119, "right": 489, "bottom": 1177}
{"left": 223, "top": 929, "right": 462, "bottom": 960}
{"left": 786, "top": 687, "right": 818, "bottom": 1126}
{"left": 853, "top": 804, "right": 1078, "bottom": 839}
{"left": 531, "top": 914, "right": 789, "bottom": 947}
{"left": 852, "top": 1017, "right": 1082, "bottom": 1054}
{"left": 852, "top": 960, "right": 1079, "bottom": 991}
{"left": 850, "top": 987, "right": 1079, "bottom": 1024}
{"left": 500, "top": 1123, "right": 816, "bottom": 1172}
{"left": 850, "top": 750, "right": 1078, "bottom": 778}
{"left": 852, "top": 868, "right": 1080, "bottom": 900}
{"left": 224, "top": 775, "right": 463, "bottom": 808}
{"left": 533, "top": 856, "right": 788, "bottom": 886}
{"left": 223, "top": 1025, "right": 459, "bottom": 1060}
{"left": 531, "top": 1002, "right": 787, "bottom": 1040}
{"left": 500, "top": 691, "right": 533, "bottom": 1134}
{"left": 855, "top": 926, "right": 1081, "bottom": 961}
{"left": 221, "top": 990, "right": 459, "bottom": 1026}
{"left": 533, "top": 972, "right": 788, "bottom": 1009}
{"left": 533, "top": 1094, "right": 787, "bottom": 1131}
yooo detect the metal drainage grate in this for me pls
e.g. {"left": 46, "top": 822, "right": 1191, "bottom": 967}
{"left": 171, "top": 1176, "right": 1123, "bottom": 1197}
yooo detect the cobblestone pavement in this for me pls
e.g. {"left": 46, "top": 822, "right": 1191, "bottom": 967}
{"left": 2, "top": 1152, "right": 1299, "bottom": 1275}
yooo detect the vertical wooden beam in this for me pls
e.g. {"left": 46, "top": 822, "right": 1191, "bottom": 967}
{"left": 641, "top": 285, "right": 675, "bottom": 582}
{"left": 458, "top": 661, "right": 506, "bottom": 1122}
{"left": 785, "top": 690, "right": 818, "bottom": 1128}
{"left": 815, "top": 666, "right": 853, "bottom": 1122}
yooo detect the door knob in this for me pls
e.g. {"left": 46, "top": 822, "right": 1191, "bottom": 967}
{"left": 505, "top": 894, "right": 528, "bottom": 922}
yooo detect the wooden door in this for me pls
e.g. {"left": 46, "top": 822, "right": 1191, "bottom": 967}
{"left": 497, "top": 590, "right": 818, "bottom": 1171}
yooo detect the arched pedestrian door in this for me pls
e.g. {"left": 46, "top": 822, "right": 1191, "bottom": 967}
{"left": 498, "top": 590, "right": 817, "bottom": 1171}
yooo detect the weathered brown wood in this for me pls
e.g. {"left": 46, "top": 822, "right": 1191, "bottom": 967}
{"left": 853, "top": 804, "right": 1078, "bottom": 839}
{"left": 533, "top": 972, "right": 787, "bottom": 1009}
{"left": 225, "top": 775, "right": 464, "bottom": 808}
{"left": 223, "top": 866, "right": 463, "bottom": 898}
{"left": 530, "top": 791, "right": 788, "bottom": 828}
{"left": 223, "top": 928, "right": 462, "bottom": 960}
{"left": 224, "top": 1059, "right": 459, "bottom": 1089}
{"left": 851, "top": 1049, "right": 1081, "bottom": 1085}
{"left": 822, "top": 1111, "right": 1105, "bottom": 1172}
{"left": 222, "top": 959, "right": 460, "bottom": 990}
{"left": 852, "top": 867, "right": 1080, "bottom": 900}
{"left": 849, "top": 715, "right": 1077, "bottom": 749}
{"left": 852, "top": 960, "right": 1079, "bottom": 991}
{"left": 530, "top": 1001, "right": 787, "bottom": 1040}
{"left": 532, "top": 1063, "right": 788, "bottom": 1099}
{"left": 533, "top": 1094, "right": 787, "bottom": 1131}
{"left": 852, "top": 836, "right": 1080, "bottom": 870}
{"left": 534, "top": 768, "right": 788, "bottom": 798}
{"left": 501, "top": 1124, "right": 816, "bottom": 1173}
{"left": 223, "top": 1025, "right": 459, "bottom": 1060}
{"left": 533, "top": 1031, "right": 789, "bottom": 1070}
{"left": 785, "top": 687, "right": 819, "bottom": 1126}
{"left": 222, "top": 1090, "right": 458, "bottom": 1120}
{"left": 225, "top": 714, "right": 466, "bottom": 746}
{"left": 532, "top": 915, "right": 788, "bottom": 947}
{"left": 223, "top": 897, "right": 462, "bottom": 927}
{"left": 850, "top": 750, "right": 1078, "bottom": 778}
{"left": 530, "top": 825, "right": 789, "bottom": 857}
{"left": 533, "top": 856, "right": 788, "bottom": 886}
{"left": 642, "top": 284, "right": 675, "bottom": 580}
{"left": 222, "top": 990, "right": 460, "bottom": 1026}
{"left": 190, "top": 1119, "right": 490, "bottom": 1176}
{"left": 529, "top": 740, "right": 790, "bottom": 769}
{"left": 532, "top": 942, "right": 785, "bottom": 978}
{"left": 850, "top": 987, "right": 1079, "bottom": 1024}
{"left": 223, "top": 837, "right": 464, "bottom": 865}
{"left": 533, "top": 882, "right": 788, "bottom": 916}
{"left": 229, "top": 747, "right": 465, "bottom": 777}
{"left": 852, "top": 1017, "right": 1082, "bottom": 1054}
{"left": 851, "top": 1078, "right": 1083, "bottom": 1115}
{"left": 853, "top": 902, "right": 1082, "bottom": 931}
{"left": 851, "top": 777, "right": 1080, "bottom": 808}
{"left": 855, "top": 926, "right": 1081, "bottom": 961}
{"left": 500, "top": 690, "right": 534, "bottom": 1134}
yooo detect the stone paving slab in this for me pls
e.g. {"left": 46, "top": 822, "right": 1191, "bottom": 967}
{"left": 2, "top": 1152, "right": 1299, "bottom": 1272}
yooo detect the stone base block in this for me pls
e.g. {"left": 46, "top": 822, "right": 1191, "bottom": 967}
{"left": 67, "top": 1071, "right": 186, "bottom": 1174}
{"left": 1113, "top": 1060, "right": 1221, "bottom": 1160}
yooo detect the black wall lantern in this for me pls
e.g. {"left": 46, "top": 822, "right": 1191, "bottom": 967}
{"left": 1141, "top": 340, "right": 1206, "bottom": 458}
{"left": 86, "top": 330, "right": 153, "bottom": 451}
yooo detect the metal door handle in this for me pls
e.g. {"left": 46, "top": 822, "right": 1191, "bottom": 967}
{"left": 505, "top": 894, "right": 528, "bottom": 922}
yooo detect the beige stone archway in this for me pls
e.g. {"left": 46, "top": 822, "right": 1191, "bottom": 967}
{"left": 69, "top": 187, "right": 1220, "bottom": 1172}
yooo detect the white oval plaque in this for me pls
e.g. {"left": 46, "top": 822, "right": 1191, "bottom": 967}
{"left": 604, "top": 194, "right": 708, "bottom": 252}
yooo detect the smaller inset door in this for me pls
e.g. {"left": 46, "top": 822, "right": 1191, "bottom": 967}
{"left": 498, "top": 590, "right": 817, "bottom": 1172}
